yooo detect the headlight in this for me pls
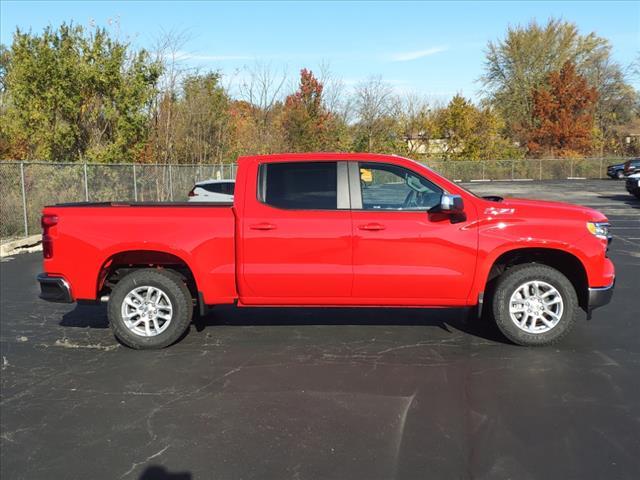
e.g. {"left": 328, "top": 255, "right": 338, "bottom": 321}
{"left": 587, "top": 222, "right": 610, "bottom": 238}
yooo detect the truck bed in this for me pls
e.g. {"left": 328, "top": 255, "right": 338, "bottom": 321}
{"left": 42, "top": 203, "right": 237, "bottom": 304}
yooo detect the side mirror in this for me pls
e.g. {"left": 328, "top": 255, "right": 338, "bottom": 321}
{"left": 439, "top": 194, "right": 464, "bottom": 214}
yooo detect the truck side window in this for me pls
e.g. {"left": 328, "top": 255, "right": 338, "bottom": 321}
{"left": 358, "top": 162, "right": 442, "bottom": 210}
{"left": 259, "top": 162, "right": 338, "bottom": 210}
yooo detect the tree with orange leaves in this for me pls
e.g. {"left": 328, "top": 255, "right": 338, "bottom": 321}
{"left": 528, "top": 62, "right": 598, "bottom": 157}
{"left": 281, "top": 69, "right": 331, "bottom": 152}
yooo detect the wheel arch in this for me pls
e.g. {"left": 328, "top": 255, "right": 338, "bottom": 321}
{"left": 482, "top": 247, "right": 589, "bottom": 311}
{"left": 97, "top": 249, "right": 199, "bottom": 302}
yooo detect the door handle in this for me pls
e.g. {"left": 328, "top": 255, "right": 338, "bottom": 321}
{"left": 250, "top": 222, "right": 277, "bottom": 230}
{"left": 358, "top": 223, "right": 386, "bottom": 231}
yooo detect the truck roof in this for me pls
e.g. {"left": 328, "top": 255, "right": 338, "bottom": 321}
{"left": 237, "top": 152, "right": 408, "bottom": 164}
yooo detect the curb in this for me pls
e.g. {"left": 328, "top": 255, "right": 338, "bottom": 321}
{"left": 0, "top": 235, "right": 42, "bottom": 257}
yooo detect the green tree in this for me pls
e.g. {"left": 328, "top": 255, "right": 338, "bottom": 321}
{"left": 175, "top": 72, "right": 233, "bottom": 164}
{"left": 434, "top": 95, "right": 521, "bottom": 160}
{"left": 393, "top": 95, "right": 438, "bottom": 157}
{"left": 0, "top": 23, "right": 160, "bottom": 162}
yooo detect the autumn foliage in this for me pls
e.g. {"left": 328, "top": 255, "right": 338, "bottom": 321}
{"left": 1, "top": 22, "right": 638, "bottom": 163}
{"left": 528, "top": 62, "right": 598, "bottom": 157}
{"left": 281, "top": 69, "right": 332, "bottom": 152}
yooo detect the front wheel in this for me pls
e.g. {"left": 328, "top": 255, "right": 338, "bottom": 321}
{"left": 616, "top": 170, "right": 625, "bottom": 179}
{"left": 492, "top": 264, "right": 578, "bottom": 346}
{"left": 108, "top": 269, "right": 193, "bottom": 349}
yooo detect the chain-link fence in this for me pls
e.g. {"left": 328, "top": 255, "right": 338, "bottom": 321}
{"left": 422, "top": 157, "right": 621, "bottom": 182}
{"left": 0, "top": 161, "right": 237, "bottom": 239}
{"left": 0, "top": 158, "right": 628, "bottom": 239}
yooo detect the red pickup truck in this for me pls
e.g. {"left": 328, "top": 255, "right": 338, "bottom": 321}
{"left": 38, "top": 153, "right": 615, "bottom": 349}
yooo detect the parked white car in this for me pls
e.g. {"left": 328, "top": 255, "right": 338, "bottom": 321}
{"left": 188, "top": 180, "right": 235, "bottom": 202}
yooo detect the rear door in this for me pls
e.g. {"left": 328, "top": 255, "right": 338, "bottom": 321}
{"left": 240, "top": 160, "right": 352, "bottom": 303}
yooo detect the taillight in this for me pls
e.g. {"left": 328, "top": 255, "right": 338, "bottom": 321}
{"left": 41, "top": 214, "right": 58, "bottom": 259}
{"left": 188, "top": 188, "right": 197, "bottom": 197}
{"left": 41, "top": 215, "right": 58, "bottom": 228}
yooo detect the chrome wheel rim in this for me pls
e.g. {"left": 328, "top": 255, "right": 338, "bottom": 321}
{"left": 121, "top": 286, "right": 173, "bottom": 337}
{"left": 509, "top": 280, "right": 564, "bottom": 334}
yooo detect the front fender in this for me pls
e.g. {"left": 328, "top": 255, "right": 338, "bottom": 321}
{"left": 467, "top": 218, "right": 593, "bottom": 304}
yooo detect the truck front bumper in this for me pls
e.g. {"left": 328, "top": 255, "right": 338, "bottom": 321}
{"left": 37, "top": 273, "right": 73, "bottom": 303}
{"left": 588, "top": 278, "right": 615, "bottom": 310}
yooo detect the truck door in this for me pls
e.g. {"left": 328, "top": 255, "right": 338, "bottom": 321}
{"left": 350, "top": 161, "right": 478, "bottom": 305}
{"left": 240, "top": 160, "right": 352, "bottom": 303}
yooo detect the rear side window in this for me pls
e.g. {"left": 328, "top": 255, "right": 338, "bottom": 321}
{"left": 258, "top": 162, "right": 337, "bottom": 210}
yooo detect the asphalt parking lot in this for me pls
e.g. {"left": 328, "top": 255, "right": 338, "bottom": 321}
{"left": 1, "top": 179, "right": 639, "bottom": 480}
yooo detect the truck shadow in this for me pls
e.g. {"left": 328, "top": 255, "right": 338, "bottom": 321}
{"left": 60, "top": 303, "right": 109, "bottom": 328}
{"left": 194, "top": 305, "right": 510, "bottom": 344}
{"left": 60, "top": 303, "right": 509, "bottom": 344}
{"left": 139, "top": 466, "right": 191, "bottom": 480}
{"left": 598, "top": 193, "right": 639, "bottom": 208}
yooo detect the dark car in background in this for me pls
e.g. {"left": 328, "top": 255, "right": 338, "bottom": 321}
{"left": 607, "top": 159, "right": 640, "bottom": 179}
{"left": 623, "top": 158, "right": 640, "bottom": 177}
{"left": 607, "top": 162, "right": 627, "bottom": 179}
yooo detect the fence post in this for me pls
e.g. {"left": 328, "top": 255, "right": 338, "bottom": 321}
{"left": 599, "top": 158, "right": 603, "bottom": 179}
{"left": 539, "top": 159, "right": 542, "bottom": 181}
{"left": 83, "top": 163, "right": 89, "bottom": 201}
{"left": 132, "top": 164, "right": 138, "bottom": 201}
{"left": 20, "top": 162, "right": 28, "bottom": 237}
{"left": 482, "top": 161, "right": 485, "bottom": 181}
{"left": 511, "top": 160, "right": 514, "bottom": 180}
{"left": 168, "top": 164, "right": 173, "bottom": 201}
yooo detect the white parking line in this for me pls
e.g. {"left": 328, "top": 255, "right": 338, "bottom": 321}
{"left": 613, "top": 235, "right": 640, "bottom": 247}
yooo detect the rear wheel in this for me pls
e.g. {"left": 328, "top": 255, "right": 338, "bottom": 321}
{"left": 108, "top": 269, "right": 193, "bottom": 349}
{"left": 492, "top": 264, "right": 578, "bottom": 346}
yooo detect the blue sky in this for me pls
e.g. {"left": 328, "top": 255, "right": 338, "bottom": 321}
{"left": 1, "top": 1, "right": 638, "bottom": 101}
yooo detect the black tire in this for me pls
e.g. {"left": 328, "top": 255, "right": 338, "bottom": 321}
{"left": 108, "top": 268, "right": 193, "bottom": 349}
{"left": 491, "top": 264, "right": 578, "bottom": 346}
{"left": 616, "top": 170, "right": 625, "bottom": 179}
